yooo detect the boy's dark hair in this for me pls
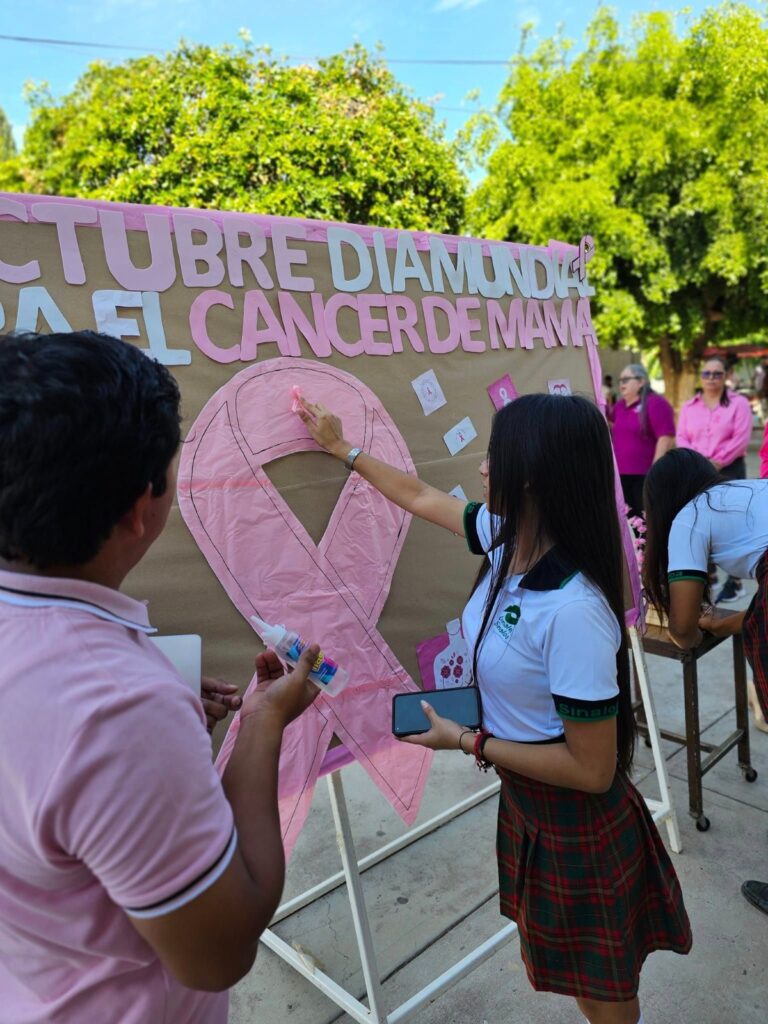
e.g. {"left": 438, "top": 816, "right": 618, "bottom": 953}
{"left": 0, "top": 331, "right": 181, "bottom": 568}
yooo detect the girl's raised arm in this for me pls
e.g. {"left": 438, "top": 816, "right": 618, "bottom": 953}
{"left": 298, "top": 399, "right": 467, "bottom": 536}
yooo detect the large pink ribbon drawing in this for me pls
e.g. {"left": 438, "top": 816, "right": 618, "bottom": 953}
{"left": 177, "top": 358, "right": 432, "bottom": 857}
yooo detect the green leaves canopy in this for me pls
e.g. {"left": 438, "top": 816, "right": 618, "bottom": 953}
{"left": 10, "top": 43, "right": 465, "bottom": 234}
{"left": 468, "top": 4, "right": 768, "bottom": 395}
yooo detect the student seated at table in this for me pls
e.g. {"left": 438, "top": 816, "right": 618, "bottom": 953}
{"left": 0, "top": 331, "right": 320, "bottom": 1023}
{"left": 643, "top": 448, "right": 768, "bottom": 917}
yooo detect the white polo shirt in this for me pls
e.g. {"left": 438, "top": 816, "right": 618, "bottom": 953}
{"left": 462, "top": 503, "right": 621, "bottom": 742}
{"left": 668, "top": 480, "right": 768, "bottom": 583}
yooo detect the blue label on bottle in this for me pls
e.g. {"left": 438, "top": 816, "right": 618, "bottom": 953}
{"left": 311, "top": 656, "right": 338, "bottom": 687}
{"left": 286, "top": 637, "right": 305, "bottom": 661}
{"left": 286, "top": 636, "right": 337, "bottom": 689}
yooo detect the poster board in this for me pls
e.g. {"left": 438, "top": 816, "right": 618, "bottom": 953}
{"left": 0, "top": 195, "right": 641, "bottom": 844}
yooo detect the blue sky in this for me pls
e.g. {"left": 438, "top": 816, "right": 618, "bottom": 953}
{"left": 1, "top": 0, "right": 721, "bottom": 151}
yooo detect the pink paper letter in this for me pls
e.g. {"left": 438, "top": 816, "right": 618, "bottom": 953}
{"left": 457, "top": 297, "right": 485, "bottom": 353}
{"left": 358, "top": 294, "right": 393, "bottom": 356}
{"left": 100, "top": 209, "right": 176, "bottom": 292}
{"left": 278, "top": 292, "right": 332, "bottom": 358}
{"left": 324, "top": 294, "right": 365, "bottom": 357}
{"left": 0, "top": 199, "right": 40, "bottom": 284}
{"left": 31, "top": 202, "right": 97, "bottom": 285}
{"left": 189, "top": 290, "right": 241, "bottom": 363}
{"left": 386, "top": 296, "right": 424, "bottom": 353}
{"left": 173, "top": 214, "right": 225, "bottom": 288}
{"left": 222, "top": 217, "right": 274, "bottom": 289}
{"left": 241, "top": 290, "right": 297, "bottom": 359}
{"left": 423, "top": 297, "right": 460, "bottom": 355}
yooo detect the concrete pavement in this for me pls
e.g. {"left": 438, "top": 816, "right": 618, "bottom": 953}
{"left": 229, "top": 436, "right": 768, "bottom": 1024}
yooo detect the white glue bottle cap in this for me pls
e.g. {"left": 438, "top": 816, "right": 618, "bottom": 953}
{"left": 250, "top": 614, "right": 287, "bottom": 649}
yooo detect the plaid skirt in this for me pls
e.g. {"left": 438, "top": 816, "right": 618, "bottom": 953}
{"left": 496, "top": 766, "right": 692, "bottom": 1001}
{"left": 744, "top": 549, "right": 768, "bottom": 718}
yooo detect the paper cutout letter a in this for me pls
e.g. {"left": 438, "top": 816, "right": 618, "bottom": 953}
{"left": 177, "top": 357, "right": 432, "bottom": 858}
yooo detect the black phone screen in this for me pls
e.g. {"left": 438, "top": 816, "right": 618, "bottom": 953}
{"left": 391, "top": 687, "right": 482, "bottom": 737}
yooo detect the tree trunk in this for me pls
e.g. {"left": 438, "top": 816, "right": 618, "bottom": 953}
{"left": 658, "top": 329, "right": 712, "bottom": 413}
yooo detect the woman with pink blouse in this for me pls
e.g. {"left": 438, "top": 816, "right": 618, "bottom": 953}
{"left": 608, "top": 364, "right": 675, "bottom": 519}
{"left": 676, "top": 354, "right": 754, "bottom": 602}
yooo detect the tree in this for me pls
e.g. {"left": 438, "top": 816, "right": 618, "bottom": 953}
{"left": 467, "top": 4, "right": 768, "bottom": 405}
{"left": 0, "top": 108, "right": 16, "bottom": 162}
{"left": 11, "top": 43, "right": 465, "bottom": 234}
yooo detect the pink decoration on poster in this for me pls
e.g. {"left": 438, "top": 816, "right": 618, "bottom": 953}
{"left": 416, "top": 633, "right": 449, "bottom": 691}
{"left": 290, "top": 384, "right": 304, "bottom": 414}
{"left": 487, "top": 373, "right": 518, "bottom": 411}
{"left": 547, "top": 378, "right": 572, "bottom": 396}
{"left": 177, "top": 358, "right": 432, "bottom": 858}
{"left": 570, "top": 234, "right": 595, "bottom": 281}
{"left": 416, "top": 619, "right": 471, "bottom": 691}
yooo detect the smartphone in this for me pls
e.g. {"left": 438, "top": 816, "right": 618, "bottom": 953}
{"left": 392, "top": 687, "right": 482, "bottom": 738}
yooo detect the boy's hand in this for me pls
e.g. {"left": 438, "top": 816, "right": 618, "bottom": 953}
{"left": 201, "top": 678, "right": 242, "bottom": 734}
{"left": 241, "top": 646, "right": 320, "bottom": 728}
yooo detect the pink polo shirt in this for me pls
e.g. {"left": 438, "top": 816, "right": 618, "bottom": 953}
{"left": 676, "top": 392, "right": 753, "bottom": 468}
{"left": 0, "top": 570, "right": 233, "bottom": 1024}
{"left": 608, "top": 391, "right": 675, "bottom": 475}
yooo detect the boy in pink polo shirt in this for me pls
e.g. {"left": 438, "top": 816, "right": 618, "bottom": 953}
{"left": 0, "top": 331, "right": 319, "bottom": 1023}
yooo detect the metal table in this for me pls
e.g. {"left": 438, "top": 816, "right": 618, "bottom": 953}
{"left": 636, "top": 625, "right": 757, "bottom": 831}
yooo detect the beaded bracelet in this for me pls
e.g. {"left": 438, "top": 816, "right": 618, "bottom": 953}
{"left": 472, "top": 729, "right": 494, "bottom": 772}
{"left": 458, "top": 729, "right": 476, "bottom": 756}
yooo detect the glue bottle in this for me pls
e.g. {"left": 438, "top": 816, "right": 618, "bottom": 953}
{"left": 250, "top": 615, "right": 350, "bottom": 696}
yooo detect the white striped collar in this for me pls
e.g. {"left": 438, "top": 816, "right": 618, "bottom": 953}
{"left": 0, "top": 570, "right": 155, "bottom": 634}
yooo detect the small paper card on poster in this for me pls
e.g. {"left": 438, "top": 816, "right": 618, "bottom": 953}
{"left": 487, "top": 373, "right": 518, "bottom": 411}
{"left": 411, "top": 369, "right": 447, "bottom": 416}
{"left": 415, "top": 620, "right": 471, "bottom": 691}
{"left": 443, "top": 417, "right": 477, "bottom": 456}
{"left": 548, "top": 378, "right": 572, "bottom": 396}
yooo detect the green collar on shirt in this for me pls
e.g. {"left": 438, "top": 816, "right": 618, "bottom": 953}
{"left": 520, "top": 548, "right": 579, "bottom": 591}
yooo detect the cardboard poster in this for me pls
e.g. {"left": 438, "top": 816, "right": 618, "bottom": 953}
{"left": 0, "top": 197, "right": 640, "bottom": 851}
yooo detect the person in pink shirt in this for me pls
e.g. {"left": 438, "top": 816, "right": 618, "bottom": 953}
{"left": 608, "top": 363, "right": 675, "bottom": 519}
{"left": 0, "top": 331, "right": 320, "bottom": 1024}
{"left": 676, "top": 354, "right": 754, "bottom": 603}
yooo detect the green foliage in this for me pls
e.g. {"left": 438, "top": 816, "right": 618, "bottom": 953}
{"left": 0, "top": 107, "right": 16, "bottom": 162}
{"left": 468, "top": 3, "right": 768, "bottom": 383}
{"left": 13, "top": 43, "right": 466, "bottom": 233}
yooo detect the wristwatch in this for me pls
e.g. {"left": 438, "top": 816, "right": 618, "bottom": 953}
{"left": 344, "top": 447, "right": 363, "bottom": 471}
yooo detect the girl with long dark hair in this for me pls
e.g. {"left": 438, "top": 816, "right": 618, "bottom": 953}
{"left": 300, "top": 393, "right": 691, "bottom": 1024}
{"left": 643, "top": 447, "right": 768, "bottom": 915}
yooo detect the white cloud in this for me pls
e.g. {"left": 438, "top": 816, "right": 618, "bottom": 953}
{"left": 432, "top": 0, "right": 487, "bottom": 12}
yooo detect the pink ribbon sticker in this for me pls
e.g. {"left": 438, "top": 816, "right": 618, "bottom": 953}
{"left": 177, "top": 358, "right": 432, "bottom": 857}
{"left": 570, "top": 234, "right": 595, "bottom": 282}
{"left": 487, "top": 373, "right": 518, "bottom": 411}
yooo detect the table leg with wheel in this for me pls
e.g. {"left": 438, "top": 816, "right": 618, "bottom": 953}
{"left": 682, "top": 652, "right": 708, "bottom": 831}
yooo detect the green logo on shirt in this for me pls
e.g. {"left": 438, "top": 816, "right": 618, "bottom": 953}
{"left": 494, "top": 604, "right": 521, "bottom": 641}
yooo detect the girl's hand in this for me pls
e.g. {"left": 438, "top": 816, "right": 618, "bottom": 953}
{"left": 297, "top": 398, "right": 349, "bottom": 459}
{"left": 698, "top": 605, "right": 745, "bottom": 638}
{"left": 400, "top": 700, "right": 465, "bottom": 750}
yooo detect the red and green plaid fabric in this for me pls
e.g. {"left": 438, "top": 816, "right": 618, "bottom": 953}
{"left": 496, "top": 767, "right": 692, "bottom": 1001}
{"left": 744, "top": 549, "right": 768, "bottom": 718}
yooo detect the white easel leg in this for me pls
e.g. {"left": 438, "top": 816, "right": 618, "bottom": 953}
{"left": 328, "top": 770, "right": 388, "bottom": 1023}
{"left": 629, "top": 627, "right": 683, "bottom": 854}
